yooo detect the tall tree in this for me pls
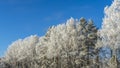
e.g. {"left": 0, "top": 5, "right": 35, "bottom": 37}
{"left": 77, "top": 18, "right": 98, "bottom": 67}
{"left": 99, "top": 0, "right": 120, "bottom": 67}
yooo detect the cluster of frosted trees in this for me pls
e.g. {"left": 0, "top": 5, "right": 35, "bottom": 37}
{"left": 1, "top": 0, "right": 120, "bottom": 68}
{"left": 1, "top": 17, "right": 98, "bottom": 68}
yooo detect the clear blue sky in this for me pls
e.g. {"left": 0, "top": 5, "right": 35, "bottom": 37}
{"left": 0, "top": 0, "right": 112, "bottom": 56}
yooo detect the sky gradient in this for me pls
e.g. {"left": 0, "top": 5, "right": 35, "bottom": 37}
{"left": 0, "top": 0, "right": 112, "bottom": 56}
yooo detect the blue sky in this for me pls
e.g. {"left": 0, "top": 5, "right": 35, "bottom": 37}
{"left": 0, "top": 0, "right": 112, "bottom": 56}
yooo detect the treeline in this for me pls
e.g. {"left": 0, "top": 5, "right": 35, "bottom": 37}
{"left": 0, "top": 17, "right": 119, "bottom": 68}
{"left": 1, "top": 18, "right": 98, "bottom": 68}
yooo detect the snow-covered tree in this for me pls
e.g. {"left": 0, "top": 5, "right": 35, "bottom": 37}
{"left": 98, "top": 0, "right": 120, "bottom": 67}
{"left": 5, "top": 35, "right": 39, "bottom": 62}
{"left": 75, "top": 18, "right": 98, "bottom": 67}
{"left": 100, "top": 0, "right": 120, "bottom": 53}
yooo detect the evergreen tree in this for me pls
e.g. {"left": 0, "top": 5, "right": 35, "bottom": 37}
{"left": 78, "top": 18, "right": 98, "bottom": 67}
